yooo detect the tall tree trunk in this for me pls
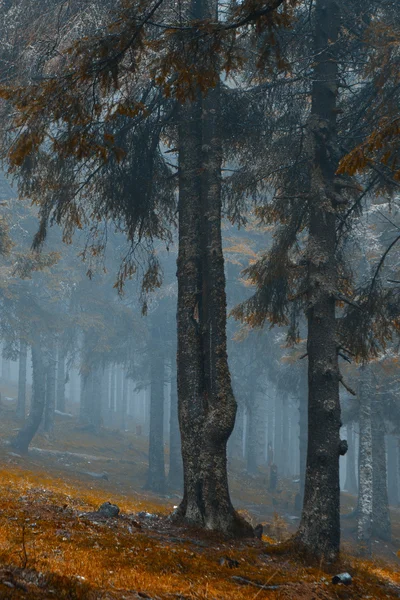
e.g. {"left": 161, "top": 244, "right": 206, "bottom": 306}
{"left": 296, "top": 0, "right": 344, "bottom": 561}
{"left": 282, "top": 395, "right": 290, "bottom": 477}
{"left": 11, "top": 336, "right": 46, "bottom": 453}
{"left": 371, "top": 395, "right": 391, "bottom": 541}
{"left": 44, "top": 343, "right": 56, "bottom": 433}
{"left": 255, "top": 389, "right": 267, "bottom": 467}
{"left": 56, "top": 344, "right": 66, "bottom": 412}
{"left": 121, "top": 371, "right": 128, "bottom": 431}
{"left": 175, "top": 5, "right": 251, "bottom": 535}
{"left": 115, "top": 366, "right": 123, "bottom": 430}
{"left": 145, "top": 329, "right": 166, "bottom": 493}
{"left": 246, "top": 404, "right": 258, "bottom": 475}
{"left": 387, "top": 434, "right": 398, "bottom": 506}
{"left": 79, "top": 371, "right": 90, "bottom": 424}
{"left": 344, "top": 422, "right": 358, "bottom": 495}
{"left": 357, "top": 366, "right": 373, "bottom": 556}
{"left": 91, "top": 366, "right": 103, "bottom": 432}
{"left": 168, "top": 358, "right": 183, "bottom": 489}
{"left": 274, "top": 389, "right": 283, "bottom": 474}
{"left": 16, "top": 339, "right": 28, "bottom": 420}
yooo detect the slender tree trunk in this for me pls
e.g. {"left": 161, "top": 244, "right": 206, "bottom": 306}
{"left": 357, "top": 367, "right": 373, "bottom": 556}
{"left": 371, "top": 396, "right": 391, "bottom": 541}
{"left": 16, "top": 339, "right": 28, "bottom": 420}
{"left": 274, "top": 389, "right": 283, "bottom": 474}
{"left": 121, "top": 372, "right": 128, "bottom": 431}
{"left": 387, "top": 434, "right": 398, "bottom": 506}
{"left": 255, "top": 389, "right": 267, "bottom": 467}
{"left": 145, "top": 329, "right": 166, "bottom": 493}
{"left": 11, "top": 336, "right": 46, "bottom": 453}
{"left": 91, "top": 366, "right": 103, "bottom": 432}
{"left": 110, "top": 366, "right": 116, "bottom": 412}
{"left": 282, "top": 395, "right": 290, "bottom": 477}
{"left": 344, "top": 422, "right": 358, "bottom": 494}
{"left": 79, "top": 371, "right": 90, "bottom": 424}
{"left": 246, "top": 404, "right": 258, "bottom": 475}
{"left": 175, "top": 7, "right": 251, "bottom": 535}
{"left": 168, "top": 358, "right": 183, "bottom": 489}
{"left": 56, "top": 344, "right": 66, "bottom": 412}
{"left": 296, "top": 0, "right": 344, "bottom": 562}
{"left": 44, "top": 342, "right": 56, "bottom": 433}
{"left": 115, "top": 366, "right": 123, "bottom": 430}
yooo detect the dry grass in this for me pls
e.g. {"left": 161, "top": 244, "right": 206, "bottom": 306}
{"left": 0, "top": 403, "right": 397, "bottom": 597}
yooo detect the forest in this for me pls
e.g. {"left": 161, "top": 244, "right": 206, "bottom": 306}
{"left": 0, "top": 0, "right": 398, "bottom": 598}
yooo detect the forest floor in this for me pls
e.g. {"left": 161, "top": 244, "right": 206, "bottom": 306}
{"left": 0, "top": 391, "right": 398, "bottom": 597}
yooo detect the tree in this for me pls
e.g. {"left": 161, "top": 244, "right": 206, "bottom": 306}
{"left": 0, "top": 0, "right": 298, "bottom": 536}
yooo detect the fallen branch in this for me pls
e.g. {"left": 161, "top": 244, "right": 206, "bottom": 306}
{"left": 231, "top": 576, "right": 280, "bottom": 590}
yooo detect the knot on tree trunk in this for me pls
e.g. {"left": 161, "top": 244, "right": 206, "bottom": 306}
{"left": 339, "top": 439, "right": 348, "bottom": 456}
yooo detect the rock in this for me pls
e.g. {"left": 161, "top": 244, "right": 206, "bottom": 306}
{"left": 219, "top": 556, "right": 239, "bottom": 568}
{"left": 138, "top": 511, "right": 157, "bottom": 519}
{"left": 332, "top": 573, "right": 352, "bottom": 585}
{"left": 254, "top": 524, "right": 263, "bottom": 540}
{"left": 97, "top": 502, "right": 120, "bottom": 518}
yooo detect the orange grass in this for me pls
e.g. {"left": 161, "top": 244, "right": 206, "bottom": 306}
{"left": 0, "top": 465, "right": 396, "bottom": 598}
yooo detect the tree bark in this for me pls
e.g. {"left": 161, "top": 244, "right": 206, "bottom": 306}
{"left": 371, "top": 395, "right": 391, "bottom": 541}
{"left": 175, "top": 1, "right": 252, "bottom": 535}
{"left": 168, "top": 358, "right": 183, "bottom": 489}
{"left": 344, "top": 422, "right": 358, "bottom": 495}
{"left": 145, "top": 328, "right": 166, "bottom": 493}
{"left": 11, "top": 336, "right": 46, "bottom": 453}
{"left": 357, "top": 366, "right": 373, "bottom": 556}
{"left": 16, "top": 339, "right": 28, "bottom": 420}
{"left": 296, "top": 0, "right": 344, "bottom": 562}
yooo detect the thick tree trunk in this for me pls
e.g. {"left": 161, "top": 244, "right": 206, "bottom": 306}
{"left": 296, "top": 0, "right": 344, "bottom": 562}
{"left": 387, "top": 434, "right": 398, "bottom": 506}
{"left": 372, "top": 396, "right": 391, "bottom": 541}
{"left": 16, "top": 339, "right": 28, "bottom": 420}
{"left": 357, "top": 367, "right": 373, "bottom": 556}
{"left": 168, "top": 359, "right": 183, "bottom": 489}
{"left": 344, "top": 422, "right": 358, "bottom": 495}
{"left": 56, "top": 345, "right": 66, "bottom": 412}
{"left": 175, "top": 8, "right": 251, "bottom": 535}
{"left": 44, "top": 344, "right": 56, "bottom": 433}
{"left": 145, "top": 329, "right": 166, "bottom": 493}
{"left": 11, "top": 336, "right": 46, "bottom": 453}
